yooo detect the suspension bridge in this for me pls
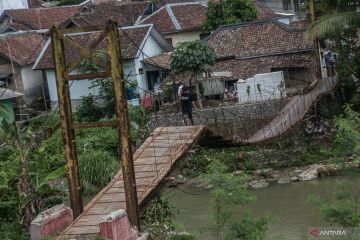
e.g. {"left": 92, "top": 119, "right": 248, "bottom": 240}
{"left": 59, "top": 75, "right": 337, "bottom": 238}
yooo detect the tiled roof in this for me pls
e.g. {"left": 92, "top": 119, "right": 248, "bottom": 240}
{"left": 207, "top": 19, "right": 313, "bottom": 59}
{"left": 138, "top": 0, "right": 279, "bottom": 34}
{"left": 4, "top": 5, "right": 81, "bottom": 30}
{"left": 207, "top": 19, "right": 315, "bottom": 80}
{"left": 66, "top": 1, "right": 151, "bottom": 27}
{"left": 143, "top": 52, "right": 171, "bottom": 69}
{"left": 212, "top": 52, "right": 314, "bottom": 80}
{"left": 34, "top": 25, "right": 152, "bottom": 70}
{"left": 138, "top": 3, "right": 207, "bottom": 34}
{"left": 0, "top": 32, "right": 47, "bottom": 66}
{"left": 0, "top": 88, "right": 23, "bottom": 100}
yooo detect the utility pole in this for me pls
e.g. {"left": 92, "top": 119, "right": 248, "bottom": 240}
{"left": 52, "top": 21, "right": 141, "bottom": 229}
{"left": 309, "top": 0, "right": 315, "bottom": 22}
{"left": 107, "top": 20, "right": 141, "bottom": 230}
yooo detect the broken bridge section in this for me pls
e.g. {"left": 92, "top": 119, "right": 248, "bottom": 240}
{"left": 59, "top": 125, "right": 206, "bottom": 238}
{"left": 242, "top": 76, "right": 338, "bottom": 144}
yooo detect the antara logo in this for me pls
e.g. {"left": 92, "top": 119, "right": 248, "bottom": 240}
{"left": 309, "top": 229, "right": 319, "bottom": 237}
{"left": 309, "top": 228, "right": 347, "bottom": 237}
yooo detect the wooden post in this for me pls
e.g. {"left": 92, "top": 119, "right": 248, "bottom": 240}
{"left": 107, "top": 20, "right": 141, "bottom": 230}
{"left": 51, "top": 26, "right": 83, "bottom": 218}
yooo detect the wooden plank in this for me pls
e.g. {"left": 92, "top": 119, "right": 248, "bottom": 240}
{"left": 87, "top": 202, "right": 125, "bottom": 215}
{"left": 60, "top": 126, "right": 207, "bottom": 238}
{"left": 98, "top": 192, "right": 126, "bottom": 203}
{"left": 64, "top": 225, "right": 100, "bottom": 235}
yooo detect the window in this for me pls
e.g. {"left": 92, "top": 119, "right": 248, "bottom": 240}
{"left": 160, "top": 69, "right": 170, "bottom": 79}
{"left": 282, "top": 0, "right": 290, "bottom": 11}
{"left": 138, "top": 68, "right": 144, "bottom": 74}
{"left": 165, "top": 38, "right": 173, "bottom": 46}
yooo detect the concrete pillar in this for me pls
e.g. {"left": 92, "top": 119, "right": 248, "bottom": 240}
{"left": 30, "top": 204, "right": 73, "bottom": 240}
{"left": 99, "top": 209, "right": 138, "bottom": 240}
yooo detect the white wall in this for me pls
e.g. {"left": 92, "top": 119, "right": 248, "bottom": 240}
{"left": 237, "top": 71, "right": 286, "bottom": 104}
{"left": 0, "top": 0, "right": 28, "bottom": 14}
{"left": 164, "top": 30, "right": 201, "bottom": 46}
{"left": 135, "top": 33, "right": 168, "bottom": 93}
{"left": 45, "top": 70, "right": 100, "bottom": 102}
{"left": 46, "top": 59, "right": 137, "bottom": 104}
{"left": 258, "top": 0, "right": 287, "bottom": 12}
{"left": 21, "top": 65, "right": 44, "bottom": 103}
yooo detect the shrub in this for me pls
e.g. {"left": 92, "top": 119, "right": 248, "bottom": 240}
{"left": 308, "top": 181, "right": 360, "bottom": 227}
{"left": 0, "top": 221, "right": 29, "bottom": 240}
{"left": 167, "top": 233, "right": 196, "bottom": 240}
{"left": 78, "top": 150, "right": 119, "bottom": 195}
{"left": 76, "top": 127, "right": 118, "bottom": 155}
{"left": 31, "top": 130, "right": 65, "bottom": 177}
{"left": 203, "top": 160, "right": 270, "bottom": 239}
{"left": 184, "top": 148, "right": 247, "bottom": 177}
{"left": 333, "top": 104, "right": 360, "bottom": 156}
{"left": 75, "top": 95, "right": 102, "bottom": 122}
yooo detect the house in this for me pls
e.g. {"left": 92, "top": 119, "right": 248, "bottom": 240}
{"left": 0, "top": 5, "right": 81, "bottom": 33}
{"left": 33, "top": 24, "right": 172, "bottom": 109}
{"left": 136, "top": 2, "right": 208, "bottom": 46}
{"left": 0, "top": 87, "right": 23, "bottom": 122}
{"left": 206, "top": 19, "right": 315, "bottom": 100}
{"left": 0, "top": 31, "right": 47, "bottom": 107}
{"left": 136, "top": 1, "right": 281, "bottom": 47}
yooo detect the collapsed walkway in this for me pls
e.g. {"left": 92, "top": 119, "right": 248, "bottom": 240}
{"left": 242, "top": 76, "right": 338, "bottom": 144}
{"left": 59, "top": 126, "right": 206, "bottom": 238}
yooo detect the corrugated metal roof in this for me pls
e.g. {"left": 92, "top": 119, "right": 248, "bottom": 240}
{"left": 0, "top": 88, "right": 23, "bottom": 100}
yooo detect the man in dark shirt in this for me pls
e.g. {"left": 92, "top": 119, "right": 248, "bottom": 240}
{"left": 179, "top": 85, "right": 194, "bottom": 125}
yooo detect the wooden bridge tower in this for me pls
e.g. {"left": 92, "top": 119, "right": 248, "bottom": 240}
{"left": 51, "top": 20, "right": 140, "bottom": 229}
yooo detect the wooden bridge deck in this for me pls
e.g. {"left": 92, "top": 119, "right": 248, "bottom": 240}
{"left": 243, "top": 76, "right": 338, "bottom": 144}
{"left": 60, "top": 125, "right": 206, "bottom": 238}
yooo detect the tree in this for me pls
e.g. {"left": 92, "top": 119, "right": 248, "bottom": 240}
{"left": 308, "top": 181, "right": 360, "bottom": 228}
{"left": 171, "top": 40, "right": 216, "bottom": 109}
{"left": 58, "top": 0, "right": 84, "bottom": 5}
{"left": 307, "top": 0, "right": 360, "bottom": 39}
{"left": 306, "top": 0, "right": 360, "bottom": 103}
{"left": 203, "top": 160, "right": 270, "bottom": 240}
{"left": 202, "top": 0, "right": 258, "bottom": 33}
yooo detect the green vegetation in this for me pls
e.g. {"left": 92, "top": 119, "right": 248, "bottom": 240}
{"left": 202, "top": 0, "right": 258, "bottom": 33}
{"left": 183, "top": 148, "right": 250, "bottom": 177}
{"left": 203, "top": 160, "right": 270, "bottom": 240}
{"left": 307, "top": 0, "right": 360, "bottom": 39}
{"left": 333, "top": 105, "right": 360, "bottom": 157}
{"left": 75, "top": 95, "right": 102, "bottom": 122}
{"left": 79, "top": 150, "right": 118, "bottom": 195}
{"left": 142, "top": 196, "right": 196, "bottom": 239}
{"left": 58, "top": 0, "right": 84, "bottom": 5}
{"left": 171, "top": 40, "right": 216, "bottom": 109}
{"left": 308, "top": 181, "right": 360, "bottom": 227}
{"left": 306, "top": 0, "right": 360, "bottom": 105}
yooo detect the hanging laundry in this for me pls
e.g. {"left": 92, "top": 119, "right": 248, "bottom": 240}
{"left": 140, "top": 95, "right": 152, "bottom": 108}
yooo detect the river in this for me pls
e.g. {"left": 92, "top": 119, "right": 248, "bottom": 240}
{"left": 164, "top": 175, "right": 360, "bottom": 240}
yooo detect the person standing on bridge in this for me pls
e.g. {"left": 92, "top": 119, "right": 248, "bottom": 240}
{"left": 179, "top": 84, "right": 194, "bottom": 126}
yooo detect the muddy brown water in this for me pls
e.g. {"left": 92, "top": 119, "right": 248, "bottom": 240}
{"left": 164, "top": 175, "right": 360, "bottom": 240}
